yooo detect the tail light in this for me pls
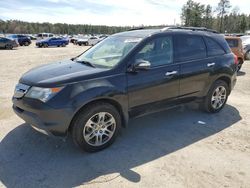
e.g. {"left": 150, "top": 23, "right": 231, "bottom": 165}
{"left": 233, "top": 54, "right": 238, "bottom": 65}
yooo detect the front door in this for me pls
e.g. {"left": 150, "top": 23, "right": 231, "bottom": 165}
{"left": 127, "top": 36, "right": 180, "bottom": 112}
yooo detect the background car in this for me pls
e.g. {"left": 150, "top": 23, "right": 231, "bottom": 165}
{"left": 0, "top": 37, "right": 18, "bottom": 49}
{"left": 27, "top": 35, "right": 37, "bottom": 40}
{"left": 241, "top": 36, "right": 250, "bottom": 60}
{"left": 7, "top": 34, "right": 31, "bottom": 46}
{"left": 88, "top": 36, "right": 101, "bottom": 46}
{"left": 37, "top": 33, "right": 54, "bottom": 40}
{"left": 225, "top": 36, "right": 244, "bottom": 71}
{"left": 36, "top": 37, "right": 69, "bottom": 48}
{"left": 76, "top": 37, "right": 89, "bottom": 46}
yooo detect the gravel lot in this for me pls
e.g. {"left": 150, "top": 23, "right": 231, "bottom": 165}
{"left": 0, "top": 43, "right": 250, "bottom": 188}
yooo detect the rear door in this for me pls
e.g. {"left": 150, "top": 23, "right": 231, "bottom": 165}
{"left": 49, "top": 38, "right": 58, "bottom": 46}
{"left": 127, "top": 35, "right": 180, "bottom": 112}
{"left": 0, "top": 38, "right": 4, "bottom": 48}
{"left": 175, "top": 34, "right": 214, "bottom": 99}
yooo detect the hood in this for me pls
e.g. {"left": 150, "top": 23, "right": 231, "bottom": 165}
{"left": 20, "top": 59, "right": 108, "bottom": 87}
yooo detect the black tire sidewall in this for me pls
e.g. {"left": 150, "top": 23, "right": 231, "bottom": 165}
{"left": 5, "top": 44, "right": 13, "bottom": 49}
{"left": 72, "top": 103, "right": 121, "bottom": 152}
{"left": 204, "top": 80, "right": 229, "bottom": 113}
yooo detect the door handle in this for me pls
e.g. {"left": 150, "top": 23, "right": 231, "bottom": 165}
{"left": 165, "top": 71, "right": 178, "bottom": 76}
{"left": 207, "top": 63, "right": 215, "bottom": 67}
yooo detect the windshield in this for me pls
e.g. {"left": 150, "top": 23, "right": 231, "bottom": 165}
{"left": 75, "top": 36, "right": 142, "bottom": 68}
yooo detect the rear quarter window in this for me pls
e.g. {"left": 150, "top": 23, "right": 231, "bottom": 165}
{"left": 204, "top": 37, "right": 225, "bottom": 57}
{"left": 174, "top": 35, "right": 206, "bottom": 62}
{"left": 226, "top": 39, "right": 239, "bottom": 48}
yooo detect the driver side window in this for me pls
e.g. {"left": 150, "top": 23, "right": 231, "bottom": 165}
{"left": 135, "top": 36, "right": 173, "bottom": 67}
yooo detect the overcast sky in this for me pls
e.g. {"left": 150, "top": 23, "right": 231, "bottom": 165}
{"left": 0, "top": 0, "right": 249, "bottom": 26}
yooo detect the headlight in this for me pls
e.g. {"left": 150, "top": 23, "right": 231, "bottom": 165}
{"left": 25, "top": 86, "right": 63, "bottom": 102}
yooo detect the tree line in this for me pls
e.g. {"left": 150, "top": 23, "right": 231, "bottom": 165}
{"left": 0, "top": 20, "right": 132, "bottom": 35}
{"left": 181, "top": 0, "right": 250, "bottom": 33}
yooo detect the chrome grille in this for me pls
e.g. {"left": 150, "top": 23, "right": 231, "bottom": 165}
{"left": 14, "top": 83, "right": 30, "bottom": 99}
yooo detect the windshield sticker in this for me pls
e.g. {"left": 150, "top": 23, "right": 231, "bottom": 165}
{"left": 125, "top": 38, "right": 142, "bottom": 43}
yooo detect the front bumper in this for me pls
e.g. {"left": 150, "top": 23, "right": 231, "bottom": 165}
{"left": 12, "top": 97, "right": 73, "bottom": 137}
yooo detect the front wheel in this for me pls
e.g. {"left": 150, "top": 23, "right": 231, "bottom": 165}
{"left": 43, "top": 43, "right": 48, "bottom": 48}
{"left": 245, "top": 51, "right": 250, "bottom": 60}
{"left": 24, "top": 41, "right": 29, "bottom": 46}
{"left": 202, "top": 80, "right": 229, "bottom": 113}
{"left": 72, "top": 102, "right": 121, "bottom": 152}
{"left": 237, "top": 59, "right": 243, "bottom": 72}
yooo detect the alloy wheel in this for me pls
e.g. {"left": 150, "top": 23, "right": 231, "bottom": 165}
{"left": 211, "top": 86, "right": 227, "bottom": 110}
{"left": 83, "top": 112, "right": 116, "bottom": 146}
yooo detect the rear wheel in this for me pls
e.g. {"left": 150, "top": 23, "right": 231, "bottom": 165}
{"left": 5, "top": 44, "right": 13, "bottom": 50}
{"left": 72, "top": 102, "right": 121, "bottom": 152}
{"left": 202, "top": 80, "right": 229, "bottom": 113}
{"left": 62, "top": 43, "right": 66, "bottom": 47}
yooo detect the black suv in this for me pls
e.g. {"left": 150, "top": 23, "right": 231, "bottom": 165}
{"left": 12, "top": 27, "right": 237, "bottom": 152}
{"left": 8, "top": 34, "right": 31, "bottom": 46}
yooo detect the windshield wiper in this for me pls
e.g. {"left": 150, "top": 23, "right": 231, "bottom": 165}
{"left": 75, "top": 60, "right": 95, "bottom": 68}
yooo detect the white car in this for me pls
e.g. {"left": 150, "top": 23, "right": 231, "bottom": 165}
{"left": 241, "top": 36, "right": 250, "bottom": 45}
{"left": 88, "top": 36, "right": 101, "bottom": 46}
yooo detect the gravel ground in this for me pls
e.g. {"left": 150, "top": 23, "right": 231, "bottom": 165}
{"left": 0, "top": 43, "right": 249, "bottom": 188}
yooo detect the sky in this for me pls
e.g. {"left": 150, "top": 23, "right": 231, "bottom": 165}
{"left": 0, "top": 0, "right": 249, "bottom": 26}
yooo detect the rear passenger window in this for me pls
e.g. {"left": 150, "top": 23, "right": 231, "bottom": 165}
{"left": 135, "top": 36, "right": 173, "bottom": 67}
{"left": 175, "top": 35, "right": 206, "bottom": 62}
{"left": 205, "top": 37, "right": 225, "bottom": 56}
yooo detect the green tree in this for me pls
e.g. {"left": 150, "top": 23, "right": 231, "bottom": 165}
{"left": 216, "top": 0, "right": 231, "bottom": 32}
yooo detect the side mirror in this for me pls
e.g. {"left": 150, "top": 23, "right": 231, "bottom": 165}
{"left": 134, "top": 59, "right": 151, "bottom": 71}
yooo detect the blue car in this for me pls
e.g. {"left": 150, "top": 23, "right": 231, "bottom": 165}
{"left": 36, "top": 37, "right": 69, "bottom": 48}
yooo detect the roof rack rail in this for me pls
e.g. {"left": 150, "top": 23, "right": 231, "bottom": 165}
{"left": 162, "top": 26, "right": 219, "bottom": 34}
{"left": 128, "top": 27, "right": 145, "bottom": 31}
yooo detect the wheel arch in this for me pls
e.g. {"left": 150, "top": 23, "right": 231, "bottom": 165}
{"left": 214, "top": 76, "right": 232, "bottom": 94}
{"left": 68, "top": 98, "right": 128, "bottom": 133}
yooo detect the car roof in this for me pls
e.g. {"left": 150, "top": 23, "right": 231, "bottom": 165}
{"left": 225, "top": 36, "right": 241, "bottom": 40}
{"left": 112, "top": 28, "right": 220, "bottom": 39}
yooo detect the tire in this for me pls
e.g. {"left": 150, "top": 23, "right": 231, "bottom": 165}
{"left": 24, "top": 41, "right": 29, "bottom": 46}
{"left": 202, "top": 80, "right": 229, "bottom": 113}
{"left": 43, "top": 43, "right": 48, "bottom": 48}
{"left": 72, "top": 102, "right": 121, "bottom": 152}
{"left": 62, "top": 43, "right": 66, "bottom": 47}
{"left": 85, "top": 42, "right": 89, "bottom": 46}
{"left": 237, "top": 59, "right": 243, "bottom": 72}
{"left": 245, "top": 50, "right": 250, "bottom": 60}
{"left": 5, "top": 44, "right": 13, "bottom": 50}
